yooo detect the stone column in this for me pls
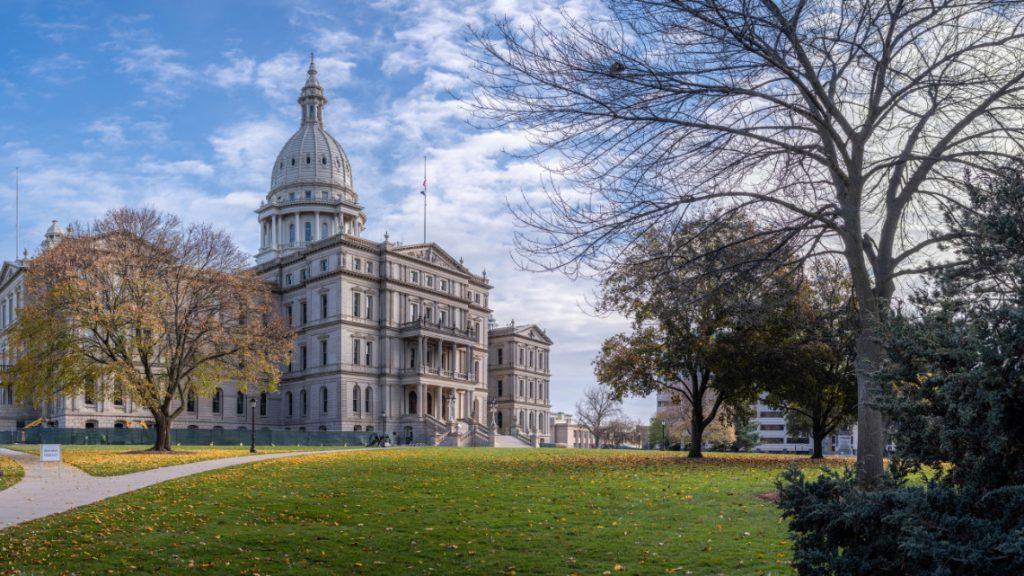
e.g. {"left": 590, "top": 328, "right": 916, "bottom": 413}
{"left": 315, "top": 212, "right": 320, "bottom": 240}
{"left": 417, "top": 382, "right": 426, "bottom": 416}
{"left": 417, "top": 337, "right": 424, "bottom": 372}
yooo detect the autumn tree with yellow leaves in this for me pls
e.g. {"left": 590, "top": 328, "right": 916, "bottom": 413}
{"left": 7, "top": 208, "right": 293, "bottom": 451}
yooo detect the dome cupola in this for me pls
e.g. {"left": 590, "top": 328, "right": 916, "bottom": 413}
{"left": 256, "top": 53, "right": 366, "bottom": 265}
{"left": 268, "top": 53, "right": 355, "bottom": 197}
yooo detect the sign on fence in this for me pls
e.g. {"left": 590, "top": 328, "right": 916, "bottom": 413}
{"left": 40, "top": 444, "right": 61, "bottom": 462}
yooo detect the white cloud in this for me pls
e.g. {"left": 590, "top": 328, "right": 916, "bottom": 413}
{"left": 209, "top": 117, "right": 292, "bottom": 188}
{"left": 29, "top": 53, "right": 87, "bottom": 83}
{"left": 138, "top": 159, "right": 215, "bottom": 177}
{"left": 205, "top": 50, "right": 256, "bottom": 88}
{"left": 115, "top": 44, "right": 193, "bottom": 98}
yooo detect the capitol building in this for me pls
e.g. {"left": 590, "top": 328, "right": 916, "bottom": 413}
{"left": 0, "top": 57, "right": 553, "bottom": 447}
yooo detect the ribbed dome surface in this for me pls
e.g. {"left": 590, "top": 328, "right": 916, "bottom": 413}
{"left": 268, "top": 54, "right": 354, "bottom": 195}
{"left": 270, "top": 124, "right": 353, "bottom": 192}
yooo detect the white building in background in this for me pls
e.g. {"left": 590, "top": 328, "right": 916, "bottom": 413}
{"left": 0, "top": 56, "right": 554, "bottom": 447}
{"left": 750, "top": 395, "right": 857, "bottom": 455}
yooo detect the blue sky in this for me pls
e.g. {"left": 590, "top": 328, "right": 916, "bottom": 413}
{"left": 0, "top": 0, "right": 652, "bottom": 419}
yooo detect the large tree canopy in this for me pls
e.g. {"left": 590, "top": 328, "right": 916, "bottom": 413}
{"left": 472, "top": 0, "right": 1024, "bottom": 484}
{"left": 755, "top": 258, "right": 858, "bottom": 458}
{"left": 7, "top": 208, "right": 293, "bottom": 451}
{"left": 593, "top": 215, "right": 788, "bottom": 457}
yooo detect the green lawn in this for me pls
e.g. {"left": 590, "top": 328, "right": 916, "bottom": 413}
{"left": 0, "top": 449, "right": 843, "bottom": 575}
{"left": 0, "top": 455, "right": 22, "bottom": 491}
{"left": 2, "top": 444, "right": 354, "bottom": 476}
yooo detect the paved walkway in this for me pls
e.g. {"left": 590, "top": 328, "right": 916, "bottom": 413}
{"left": 0, "top": 447, "right": 366, "bottom": 530}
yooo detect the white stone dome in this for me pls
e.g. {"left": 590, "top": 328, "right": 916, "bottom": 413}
{"left": 270, "top": 123, "right": 353, "bottom": 193}
{"left": 268, "top": 54, "right": 354, "bottom": 196}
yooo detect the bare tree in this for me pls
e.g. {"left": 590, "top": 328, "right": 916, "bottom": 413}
{"left": 471, "top": 1, "right": 1024, "bottom": 485}
{"left": 8, "top": 208, "right": 294, "bottom": 451}
{"left": 575, "top": 385, "right": 623, "bottom": 447}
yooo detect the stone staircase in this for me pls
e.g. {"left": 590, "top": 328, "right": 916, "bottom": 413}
{"left": 493, "top": 434, "right": 532, "bottom": 448}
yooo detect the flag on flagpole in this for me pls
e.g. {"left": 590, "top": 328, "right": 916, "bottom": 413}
{"left": 421, "top": 162, "right": 427, "bottom": 196}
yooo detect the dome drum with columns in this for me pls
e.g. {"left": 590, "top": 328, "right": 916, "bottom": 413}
{"left": 257, "top": 54, "right": 365, "bottom": 264}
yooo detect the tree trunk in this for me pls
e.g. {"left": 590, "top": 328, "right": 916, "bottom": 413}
{"left": 854, "top": 322, "right": 886, "bottom": 486}
{"left": 152, "top": 412, "right": 173, "bottom": 452}
{"left": 811, "top": 434, "right": 824, "bottom": 459}
{"left": 688, "top": 415, "right": 704, "bottom": 458}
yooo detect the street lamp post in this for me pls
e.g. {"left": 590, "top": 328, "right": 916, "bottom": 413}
{"left": 249, "top": 395, "right": 257, "bottom": 453}
{"left": 661, "top": 421, "right": 667, "bottom": 451}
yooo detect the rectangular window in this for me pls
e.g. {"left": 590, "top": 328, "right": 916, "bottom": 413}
{"left": 300, "top": 268, "right": 307, "bottom": 281}
{"left": 410, "top": 303, "right": 419, "bottom": 320}
{"left": 497, "top": 380, "right": 503, "bottom": 396}
{"left": 439, "top": 309, "right": 447, "bottom": 326}
{"left": 320, "top": 293, "right": 328, "bottom": 318}
{"left": 760, "top": 424, "right": 785, "bottom": 431}
{"left": 365, "top": 341, "right": 373, "bottom": 366}
{"left": 285, "top": 273, "right": 293, "bottom": 285}
{"left": 366, "top": 261, "right": 373, "bottom": 275}
{"left": 425, "top": 308, "right": 432, "bottom": 321}
{"left": 353, "top": 258, "right": 361, "bottom": 271}
{"left": 426, "top": 276, "right": 433, "bottom": 287}
{"left": 497, "top": 348, "right": 503, "bottom": 364}
{"left": 440, "top": 279, "right": 447, "bottom": 291}
{"left": 353, "top": 293, "right": 362, "bottom": 318}
{"left": 320, "top": 258, "right": 328, "bottom": 272}
{"left": 366, "top": 295, "right": 374, "bottom": 320}
{"left": 410, "top": 270, "right": 419, "bottom": 283}
{"left": 321, "top": 339, "right": 328, "bottom": 366}
{"left": 300, "top": 301, "right": 307, "bottom": 325}
{"left": 301, "top": 345, "right": 308, "bottom": 370}
{"left": 286, "top": 304, "right": 293, "bottom": 325}
{"left": 353, "top": 339, "right": 361, "bottom": 365}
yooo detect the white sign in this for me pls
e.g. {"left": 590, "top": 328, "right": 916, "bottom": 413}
{"left": 40, "top": 444, "right": 61, "bottom": 462}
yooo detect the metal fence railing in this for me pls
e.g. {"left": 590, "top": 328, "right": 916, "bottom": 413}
{"left": 1, "top": 427, "right": 379, "bottom": 447}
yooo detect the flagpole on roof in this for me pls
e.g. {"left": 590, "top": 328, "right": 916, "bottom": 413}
{"left": 14, "top": 167, "right": 19, "bottom": 261}
{"left": 421, "top": 155, "right": 427, "bottom": 244}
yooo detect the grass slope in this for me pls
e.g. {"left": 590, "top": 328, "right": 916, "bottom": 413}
{"left": 0, "top": 449, "right": 840, "bottom": 575}
{"left": 0, "top": 456, "right": 22, "bottom": 491}
{"left": 2, "top": 444, "right": 348, "bottom": 476}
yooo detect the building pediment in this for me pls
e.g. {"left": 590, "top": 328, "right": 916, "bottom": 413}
{"left": 0, "top": 261, "right": 24, "bottom": 291}
{"left": 392, "top": 243, "right": 469, "bottom": 274}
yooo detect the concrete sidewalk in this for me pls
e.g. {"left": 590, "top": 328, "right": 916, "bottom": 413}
{"left": 0, "top": 446, "right": 366, "bottom": 530}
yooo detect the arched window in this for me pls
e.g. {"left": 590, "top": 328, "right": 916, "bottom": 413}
{"left": 320, "top": 222, "right": 328, "bottom": 239}
{"left": 186, "top": 391, "right": 196, "bottom": 412}
{"left": 496, "top": 411, "right": 503, "bottom": 428}
{"left": 352, "top": 385, "right": 361, "bottom": 412}
{"left": 539, "top": 383, "right": 544, "bottom": 400}
{"left": 364, "top": 387, "right": 372, "bottom": 413}
{"left": 518, "top": 410, "right": 524, "bottom": 428}
{"left": 321, "top": 386, "right": 329, "bottom": 414}
{"left": 289, "top": 223, "right": 296, "bottom": 243}
{"left": 300, "top": 389, "right": 308, "bottom": 416}
{"left": 426, "top": 393, "right": 434, "bottom": 416}
{"left": 236, "top": 391, "right": 245, "bottom": 414}
{"left": 287, "top": 392, "right": 293, "bottom": 417}
{"left": 259, "top": 392, "right": 267, "bottom": 416}
{"left": 304, "top": 222, "right": 312, "bottom": 242}
{"left": 408, "top": 391, "right": 417, "bottom": 414}
{"left": 212, "top": 388, "right": 222, "bottom": 414}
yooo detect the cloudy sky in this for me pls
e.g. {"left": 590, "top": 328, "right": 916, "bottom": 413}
{"left": 0, "top": 0, "right": 652, "bottom": 419}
